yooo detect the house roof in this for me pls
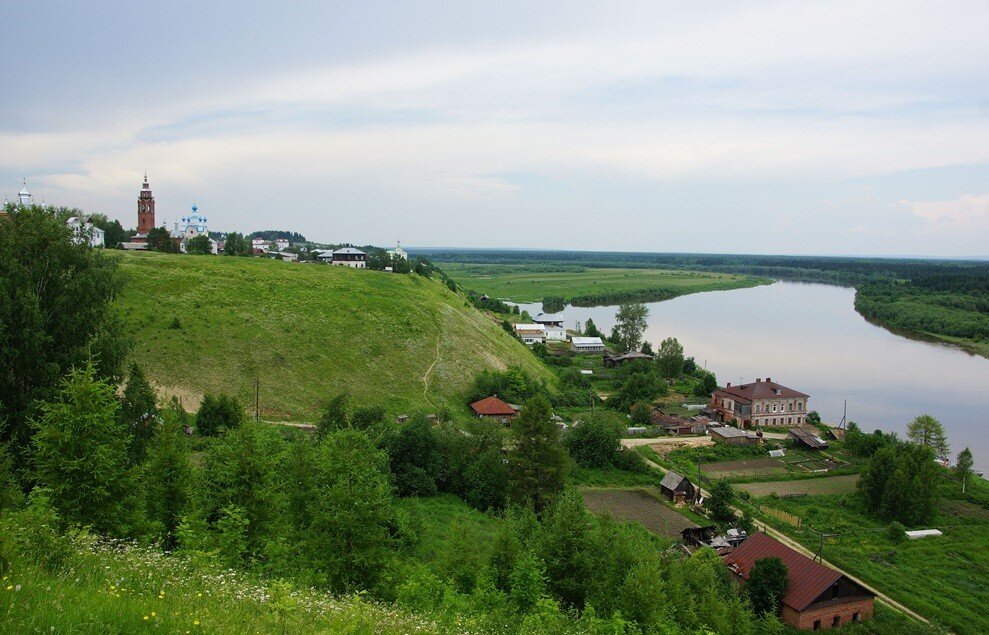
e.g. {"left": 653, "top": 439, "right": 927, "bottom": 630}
{"left": 333, "top": 247, "right": 366, "bottom": 255}
{"left": 607, "top": 351, "right": 654, "bottom": 362}
{"left": 660, "top": 470, "right": 689, "bottom": 490}
{"left": 470, "top": 396, "right": 516, "bottom": 416}
{"left": 713, "top": 378, "right": 808, "bottom": 404}
{"left": 710, "top": 426, "right": 756, "bottom": 439}
{"left": 513, "top": 323, "right": 545, "bottom": 332}
{"left": 533, "top": 312, "right": 564, "bottom": 322}
{"left": 789, "top": 427, "right": 829, "bottom": 449}
{"left": 571, "top": 336, "right": 604, "bottom": 346}
{"left": 723, "top": 532, "right": 856, "bottom": 611}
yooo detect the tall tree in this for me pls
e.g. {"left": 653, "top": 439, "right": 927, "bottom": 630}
{"left": 907, "top": 414, "right": 949, "bottom": 458}
{"left": 707, "top": 479, "right": 736, "bottom": 523}
{"left": 746, "top": 557, "right": 789, "bottom": 615}
{"left": 317, "top": 393, "right": 349, "bottom": 438}
{"left": 387, "top": 413, "right": 441, "bottom": 497}
{"left": 302, "top": 428, "right": 395, "bottom": 591}
{"left": 614, "top": 303, "right": 649, "bottom": 352}
{"left": 185, "top": 234, "right": 213, "bottom": 255}
{"left": 144, "top": 402, "right": 193, "bottom": 549}
{"left": 31, "top": 364, "right": 138, "bottom": 535}
{"left": 655, "top": 337, "right": 685, "bottom": 378}
{"left": 222, "top": 232, "right": 249, "bottom": 256}
{"left": 0, "top": 204, "right": 128, "bottom": 470}
{"left": 956, "top": 447, "right": 974, "bottom": 494}
{"left": 120, "top": 363, "right": 158, "bottom": 462}
{"left": 146, "top": 226, "right": 178, "bottom": 252}
{"left": 508, "top": 394, "right": 568, "bottom": 512}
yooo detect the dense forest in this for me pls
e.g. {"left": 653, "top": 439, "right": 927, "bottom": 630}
{"left": 420, "top": 249, "right": 989, "bottom": 356}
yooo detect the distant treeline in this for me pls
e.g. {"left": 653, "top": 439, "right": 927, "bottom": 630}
{"left": 248, "top": 230, "right": 308, "bottom": 242}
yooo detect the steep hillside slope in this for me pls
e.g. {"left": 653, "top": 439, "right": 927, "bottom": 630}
{"left": 115, "top": 252, "right": 552, "bottom": 419}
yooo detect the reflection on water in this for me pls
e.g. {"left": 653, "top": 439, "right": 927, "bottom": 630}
{"left": 518, "top": 282, "right": 989, "bottom": 470}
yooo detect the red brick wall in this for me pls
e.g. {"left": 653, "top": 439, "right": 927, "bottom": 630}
{"left": 781, "top": 598, "right": 874, "bottom": 630}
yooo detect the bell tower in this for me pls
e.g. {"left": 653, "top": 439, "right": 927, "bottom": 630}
{"left": 136, "top": 173, "right": 155, "bottom": 238}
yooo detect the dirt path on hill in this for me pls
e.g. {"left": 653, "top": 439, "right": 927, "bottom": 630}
{"left": 421, "top": 336, "right": 442, "bottom": 404}
{"left": 629, "top": 446, "right": 933, "bottom": 627}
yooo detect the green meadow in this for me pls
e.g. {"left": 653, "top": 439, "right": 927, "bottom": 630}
{"left": 441, "top": 263, "right": 768, "bottom": 306}
{"left": 115, "top": 252, "right": 553, "bottom": 420}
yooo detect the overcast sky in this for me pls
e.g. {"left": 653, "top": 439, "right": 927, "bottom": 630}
{"left": 2, "top": 1, "right": 988, "bottom": 256}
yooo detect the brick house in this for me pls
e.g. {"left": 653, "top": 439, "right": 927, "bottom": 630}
{"left": 723, "top": 532, "right": 874, "bottom": 630}
{"left": 710, "top": 378, "right": 809, "bottom": 428}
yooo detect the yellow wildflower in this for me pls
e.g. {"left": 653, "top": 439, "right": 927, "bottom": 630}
{"left": 143, "top": 616, "right": 149, "bottom": 621}
{"left": 5, "top": 585, "right": 12, "bottom": 591}
{"left": 151, "top": 612, "right": 157, "bottom": 617}
{"left": 194, "top": 620, "right": 200, "bottom": 625}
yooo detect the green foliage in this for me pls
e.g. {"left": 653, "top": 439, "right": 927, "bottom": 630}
{"left": 707, "top": 479, "right": 736, "bottom": 523}
{"left": 0, "top": 488, "right": 74, "bottom": 572}
{"left": 222, "top": 232, "right": 251, "bottom": 256}
{"left": 693, "top": 370, "right": 718, "bottom": 396}
{"left": 301, "top": 428, "right": 396, "bottom": 591}
{"left": 906, "top": 414, "right": 950, "bottom": 459}
{"left": 434, "top": 419, "right": 509, "bottom": 511}
{"left": 144, "top": 404, "right": 193, "bottom": 549}
{"left": 583, "top": 318, "right": 603, "bottom": 338}
{"left": 0, "top": 205, "right": 128, "bottom": 469}
{"left": 120, "top": 363, "right": 158, "bottom": 461}
{"left": 806, "top": 411, "right": 822, "bottom": 427}
{"left": 563, "top": 411, "right": 624, "bottom": 469}
{"left": 629, "top": 401, "right": 652, "bottom": 426}
{"left": 508, "top": 395, "right": 568, "bottom": 513}
{"left": 185, "top": 234, "right": 213, "bottom": 255}
{"left": 388, "top": 414, "right": 442, "bottom": 497}
{"left": 200, "top": 421, "right": 288, "bottom": 560}
{"left": 614, "top": 303, "right": 648, "bottom": 352}
{"left": 146, "top": 226, "right": 178, "bottom": 252}
{"left": 857, "top": 441, "right": 941, "bottom": 525}
{"left": 845, "top": 421, "right": 898, "bottom": 457}
{"left": 655, "top": 336, "right": 685, "bottom": 378}
{"left": 746, "top": 556, "right": 789, "bottom": 615}
{"left": 956, "top": 447, "right": 974, "bottom": 493}
{"left": 317, "top": 392, "right": 349, "bottom": 437}
{"left": 31, "top": 364, "right": 140, "bottom": 536}
{"left": 467, "top": 366, "right": 547, "bottom": 406}
{"left": 195, "top": 393, "right": 244, "bottom": 437}
{"left": 608, "top": 368, "right": 665, "bottom": 412}
{"left": 88, "top": 213, "right": 127, "bottom": 248}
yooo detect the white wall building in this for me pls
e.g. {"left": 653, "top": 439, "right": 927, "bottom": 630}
{"left": 513, "top": 323, "right": 546, "bottom": 344}
{"left": 387, "top": 240, "right": 409, "bottom": 260}
{"left": 18, "top": 180, "right": 33, "bottom": 206}
{"left": 544, "top": 324, "right": 568, "bottom": 341}
{"left": 67, "top": 216, "right": 105, "bottom": 248}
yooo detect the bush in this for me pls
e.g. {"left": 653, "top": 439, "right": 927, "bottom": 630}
{"left": 388, "top": 414, "right": 441, "bottom": 497}
{"left": 563, "top": 411, "right": 624, "bottom": 469}
{"left": 195, "top": 393, "right": 244, "bottom": 436}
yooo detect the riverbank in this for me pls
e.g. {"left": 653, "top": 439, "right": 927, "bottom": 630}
{"left": 440, "top": 263, "right": 770, "bottom": 307}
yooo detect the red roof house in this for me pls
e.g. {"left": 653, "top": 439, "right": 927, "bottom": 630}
{"left": 470, "top": 396, "right": 518, "bottom": 424}
{"left": 723, "top": 533, "right": 874, "bottom": 630}
{"left": 710, "top": 377, "right": 811, "bottom": 428}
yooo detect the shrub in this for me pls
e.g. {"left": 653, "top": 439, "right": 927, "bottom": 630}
{"left": 563, "top": 411, "right": 624, "bottom": 469}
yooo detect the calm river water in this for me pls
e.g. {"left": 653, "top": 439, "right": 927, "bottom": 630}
{"left": 518, "top": 282, "right": 989, "bottom": 470}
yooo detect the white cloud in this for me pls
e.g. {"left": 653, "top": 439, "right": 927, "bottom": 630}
{"left": 895, "top": 194, "right": 989, "bottom": 234}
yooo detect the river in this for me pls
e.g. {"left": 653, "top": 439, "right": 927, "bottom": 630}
{"left": 517, "top": 281, "right": 989, "bottom": 471}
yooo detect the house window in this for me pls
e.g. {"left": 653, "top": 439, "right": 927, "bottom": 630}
{"left": 813, "top": 620, "right": 822, "bottom": 631}
{"left": 833, "top": 616, "right": 841, "bottom": 627}
{"left": 852, "top": 612, "right": 861, "bottom": 622}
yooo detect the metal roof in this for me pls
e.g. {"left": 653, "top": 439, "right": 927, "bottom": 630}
{"left": 660, "top": 470, "right": 688, "bottom": 490}
{"left": 710, "top": 426, "right": 755, "bottom": 439}
{"left": 571, "top": 337, "right": 604, "bottom": 346}
{"left": 714, "top": 378, "right": 809, "bottom": 404}
{"left": 470, "top": 396, "right": 516, "bottom": 416}
{"left": 723, "top": 532, "right": 857, "bottom": 611}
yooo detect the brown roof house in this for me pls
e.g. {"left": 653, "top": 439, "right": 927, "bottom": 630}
{"left": 710, "top": 378, "right": 810, "bottom": 429}
{"left": 723, "top": 533, "right": 874, "bottom": 630}
{"left": 470, "top": 396, "right": 519, "bottom": 425}
{"left": 709, "top": 425, "right": 761, "bottom": 446}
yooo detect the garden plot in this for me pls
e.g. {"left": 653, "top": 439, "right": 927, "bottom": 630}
{"left": 698, "top": 458, "right": 788, "bottom": 480}
{"left": 581, "top": 488, "right": 697, "bottom": 539}
{"left": 734, "top": 474, "right": 859, "bottom": 497}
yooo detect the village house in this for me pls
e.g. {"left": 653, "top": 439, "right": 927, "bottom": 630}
{"left": 723, "top": 532, "right": 875, "bottom": 630}
{"left": 469, "top": 396, "right": 518, "bottom": 425}
{"left": 317, "top": 247, "right": 367, "bottom": 268}
{"left": 513, "top": 323, "right": 546, "bottom": 344}
{"left": 571, "top": 336, "right": 606, "bottom": 353}
{"left": 710, "top": 378, "right": 809, "bottom": 428}
{"left": 533, "top": 313, "right": 564, "bottom": 327}
{"left": 66, "top": 216, "right": 104, "bottom": 248}
{"left": 709, "top": 425, "right": 761, "bottom": 446}
{"left": 544, "top": 324, "right": 568, "bottom": 341}
{"left": 660, "top": 471, "right": 698, "bottom": 505}
{"left": 789, "top": 426, "right": 829, "bottom": 450}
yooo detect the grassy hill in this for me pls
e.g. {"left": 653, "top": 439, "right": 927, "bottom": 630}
{"left": 115, "top": 252, "right": 552, "bottom": 420}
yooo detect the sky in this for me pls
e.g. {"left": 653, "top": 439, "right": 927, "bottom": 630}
{"left": 2, "top": 1, "right": 988, "bottom": 256}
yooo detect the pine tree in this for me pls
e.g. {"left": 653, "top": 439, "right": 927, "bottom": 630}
{"left": 508, "top": 394, "right": 568, "bottom": 512}
{"left": 120, "top": 363, "right": 158, "bottom": 462}
{"left": 145, "top": 403, "right": 193, "bottom": 549}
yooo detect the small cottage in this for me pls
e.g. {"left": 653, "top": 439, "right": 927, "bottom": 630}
{"left": 660, "top": 471, "right": 697, "bottom": 504}
{"left": 470, "top": 396, "right": 518, "bottom": 425}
